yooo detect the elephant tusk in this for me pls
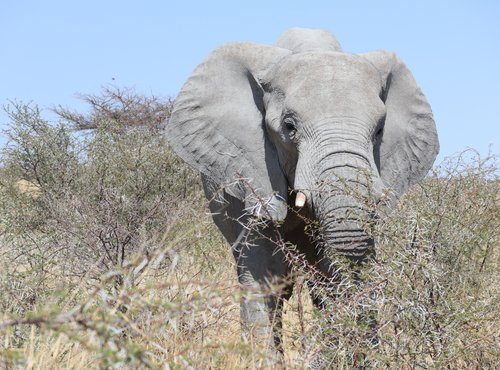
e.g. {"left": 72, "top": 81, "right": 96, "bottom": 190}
{"left": 295, "top": 191, "right": 306, "bottom": 208}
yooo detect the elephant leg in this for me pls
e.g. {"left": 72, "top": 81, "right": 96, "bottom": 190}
{"left": 350, "top": 256, "right": 379, "bottom": 348}
{"left": 307, "top": 255, "right": 379, "bottom": 369}
{"left": 202, "top": 178, "right": 293, "bottom": 359}
{"left": 234, "top": 226, "right": 293, "bottom": 360}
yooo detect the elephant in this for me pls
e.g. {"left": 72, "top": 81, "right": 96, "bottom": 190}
{"left": 165, "top": 27, "right": 439, "bottom": 363}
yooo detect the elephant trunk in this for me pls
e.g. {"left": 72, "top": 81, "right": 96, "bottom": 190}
{"left": 296, "top": 137, "right": 378, "bottom": 264}
{"left": 315, "top": 190, "right": 375, "bottom": 262}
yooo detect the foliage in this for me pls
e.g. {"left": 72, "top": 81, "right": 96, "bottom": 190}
{"left": 0, "top": 92, "right": 199, "bottom": 294}
{"left": 0, "top": 92, "right": 498, "bottom": 368}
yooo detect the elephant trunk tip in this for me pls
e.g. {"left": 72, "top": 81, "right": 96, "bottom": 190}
{"left": 295, "top": 191, "right": 307, "bottom": 208}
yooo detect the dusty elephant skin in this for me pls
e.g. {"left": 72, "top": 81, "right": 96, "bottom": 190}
{"left": 166, "top": 28, "right": 439, "bottom": 365}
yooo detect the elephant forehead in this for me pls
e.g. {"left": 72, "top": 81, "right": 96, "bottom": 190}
{"left": 272, "top": 52, "right": 381, "bottom": 94}
{"left": 271, "top": 53, "right": 383, "bottom": 121}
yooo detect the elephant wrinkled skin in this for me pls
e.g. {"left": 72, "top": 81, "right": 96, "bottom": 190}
{"left": 165, "top": 28, "right": 439, "bottom": 362}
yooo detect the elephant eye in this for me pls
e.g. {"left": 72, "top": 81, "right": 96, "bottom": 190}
{"left": 374, "top": 117, "right": 385, "bottom": 141}
{"left": 283, "top": 117, "right": 296, "bottom": 132}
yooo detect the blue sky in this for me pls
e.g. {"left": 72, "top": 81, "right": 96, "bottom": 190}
{"left": 1, "top": 1, "right": 499, "bottom": 163}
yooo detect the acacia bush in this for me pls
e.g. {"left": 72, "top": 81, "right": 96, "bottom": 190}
{"left": 0, "top": 91, "right": 498, "bottom": 368}
{"left": 0, "top": 91, "right": 201, "bottom": 313}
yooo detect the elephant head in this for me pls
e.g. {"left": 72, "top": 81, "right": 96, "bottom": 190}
{"left": 166, "top": 28, "right": 439, "bottom": 260}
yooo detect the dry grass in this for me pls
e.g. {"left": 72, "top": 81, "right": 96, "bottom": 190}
{"left": 0, "top": 150, "right": 498, "bottom": 369}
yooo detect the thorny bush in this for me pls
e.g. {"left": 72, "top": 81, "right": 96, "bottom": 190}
{"left": 0, "top": 91, "right": 498, "bottom": 368}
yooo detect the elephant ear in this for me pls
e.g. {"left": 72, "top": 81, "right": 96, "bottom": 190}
{"left": 361, "top": 51, "right": 439, "bottom": 200}
{"left": 166, "top": 42, "right": 291, "bottom": 220}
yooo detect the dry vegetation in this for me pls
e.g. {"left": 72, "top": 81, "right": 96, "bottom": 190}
{"left": 0, "top": 90, "right": 498, "bottom": 369}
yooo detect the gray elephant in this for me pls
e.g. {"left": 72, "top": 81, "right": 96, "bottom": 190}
{"left": 166, "top": 28, "right": 439, "bottom": 361}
